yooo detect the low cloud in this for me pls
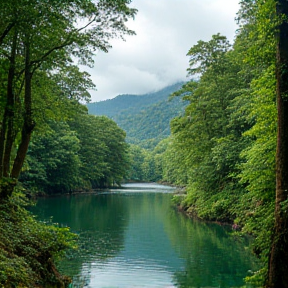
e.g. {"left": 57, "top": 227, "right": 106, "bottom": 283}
{"left": 88, "top": 0, "right": 240, "bottom": 102}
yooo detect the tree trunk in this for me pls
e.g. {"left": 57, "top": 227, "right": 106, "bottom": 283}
{"left": 0, "top": 22, "right": 15, "bottom": 46}
{"left": 0, "top": 35, "right": 35, "bottom": 199}
{"left": 3, "top": 30, "right": 17, "bottom": 177}
{"left": 0, "top": 114, "right": 7, "bottom": 178}
{"left": 0, "top": 36, "right": 16, "bottom": 177}
{"left": 0, "top": 29, "right": 17, "bottom": 199}
{"left": 11, "top": 37, "right": 35, "bottom": 180}
{"left": 267, "top": 0, "right": 288, "bottom": 287}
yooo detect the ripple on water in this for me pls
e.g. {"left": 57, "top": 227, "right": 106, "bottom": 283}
{"left": 32, "top": 183, "right": 259, "bottom": 288}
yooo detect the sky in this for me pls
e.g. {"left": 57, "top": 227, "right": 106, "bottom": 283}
{"left": 87, "top": 0, "right": 240, "bottom": 103}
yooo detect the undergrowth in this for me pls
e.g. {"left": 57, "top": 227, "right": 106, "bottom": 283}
{"left": 0, "top": 191, "right": 77, "bottom": 288}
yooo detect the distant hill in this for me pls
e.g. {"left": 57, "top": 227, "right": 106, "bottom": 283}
{"left": 87, "top": 82, "right": 187, "bottom": 148}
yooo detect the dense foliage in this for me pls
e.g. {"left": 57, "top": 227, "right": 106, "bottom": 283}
{"left": 164, "top": 1, "right": 276, "bottom": 286}
{"left": 122, "top": 1, "right": 279, "bottom": 285}
{"left": 0, "top": 0, "right": 136, "bottom": 197}
{"left": 0, "top": 192, "right": 76, "bottom": 287}
{"left": 0, "top": 0, "right": 136, "bottom": 286}
{"left": 19, "top": 114, "right": 130, "bottom": 194}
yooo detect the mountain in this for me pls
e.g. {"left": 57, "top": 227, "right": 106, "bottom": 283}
{"left": 87, "top": 82, "right": 187, "bottom": 148}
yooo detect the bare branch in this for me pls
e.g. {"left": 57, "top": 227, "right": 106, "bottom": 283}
{"left": 77, "top": 17, "right": 96, "bottom": 33}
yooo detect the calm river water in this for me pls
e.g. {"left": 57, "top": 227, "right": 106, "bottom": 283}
{"left": 31, "top": 183, "right": 259, "bottom": 288}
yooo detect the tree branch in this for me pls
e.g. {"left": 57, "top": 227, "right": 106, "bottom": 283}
{"left": 0, "top": 22, "right": 15, "bottom": 46}
{"left": 30, "top": 18, "right": 97, "bottom": 70}
{"left": 77, "top": 17, "right": 96, "bottom": 33}
{"left": 30, "top": 39, "right": 74, "bottom": 68}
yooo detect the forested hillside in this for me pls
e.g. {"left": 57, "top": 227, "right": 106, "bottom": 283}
{"left": 87, "top": 83, "right": 188, "bottom": 148}
{"left": 87, "top": 82, "right": 184, "bottom": 117}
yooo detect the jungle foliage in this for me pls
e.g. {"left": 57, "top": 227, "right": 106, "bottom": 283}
{"left": 0, "top": 0, "right": 136, "bottom": 198}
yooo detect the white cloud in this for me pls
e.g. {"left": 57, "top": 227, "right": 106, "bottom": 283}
{"left": 87, "top": 0, "right": 240, "bottom": 102}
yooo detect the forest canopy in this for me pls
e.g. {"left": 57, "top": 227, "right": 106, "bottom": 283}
{"left": 0, "top": 0, "right": 136, "bottom": 198}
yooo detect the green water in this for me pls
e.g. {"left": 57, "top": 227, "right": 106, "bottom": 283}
{"left": 32, "top": 183, "right": 259, "bottom": 288}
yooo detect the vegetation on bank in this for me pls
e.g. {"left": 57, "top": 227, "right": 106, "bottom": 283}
{"left": 20, "top": 114, "right": 130, "bottom": 194}
{"left": 0, "top": 192, "right": 76, "bottom": 287}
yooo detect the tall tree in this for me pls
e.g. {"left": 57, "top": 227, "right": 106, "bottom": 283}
{"left": 268, "top": 0, "right": 288, "bottom": 286}
{"left": 0, "top": 0, "right": 136, "bottom": 199}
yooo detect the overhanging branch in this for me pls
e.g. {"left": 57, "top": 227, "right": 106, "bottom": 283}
{"left": 0, "top": 22, "right": 15, "bottom": 46}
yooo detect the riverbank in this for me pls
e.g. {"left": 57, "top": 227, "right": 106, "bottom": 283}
{"left": 0, "top": 193, "right": 75, "bottom": 288}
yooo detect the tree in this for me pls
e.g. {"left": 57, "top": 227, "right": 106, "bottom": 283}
{"left": 0, "top": 0, "right": 136, "bottom": 199}
{"left": 68, "top": 114, "right": 108, "bottom": 189}
{"left": 128, "top": 144, "right": 146, "bottom": 181}
{"left": 21, "top": 113, "right": 131, "bottom": 193}
{"left": 187, "top": 33, "right": 231, "bottom": 75}
{"left": 69, "top": 114, "right": 130, "bottom": 188}
{"left": 91, "top": 116, "right": 130, "bottom": 187}
{"left": 166, "top": 35, "right": 253, "bottom": 220}
{"left": 268, "top": 0, "right": 288, "bottom": 286}
{"left": 20, "top": 121, "right": 82, "bottom": 194}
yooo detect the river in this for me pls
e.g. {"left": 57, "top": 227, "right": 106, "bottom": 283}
{"left": 31, "top": 183, "right": 259, "bottom": 288}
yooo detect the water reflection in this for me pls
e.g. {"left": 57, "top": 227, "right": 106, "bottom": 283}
{"left": 165, "top": 209, "right": 258, "bottom": 287}
{"left": 31, "top": 183, "right": 259, "bottom": 288}
{"left": 32, "top": 192, "right": 129, "bottom": 278}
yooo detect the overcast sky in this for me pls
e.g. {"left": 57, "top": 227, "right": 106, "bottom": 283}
{"left": 87, "top": 0, "right": 240, "bottom": 102}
